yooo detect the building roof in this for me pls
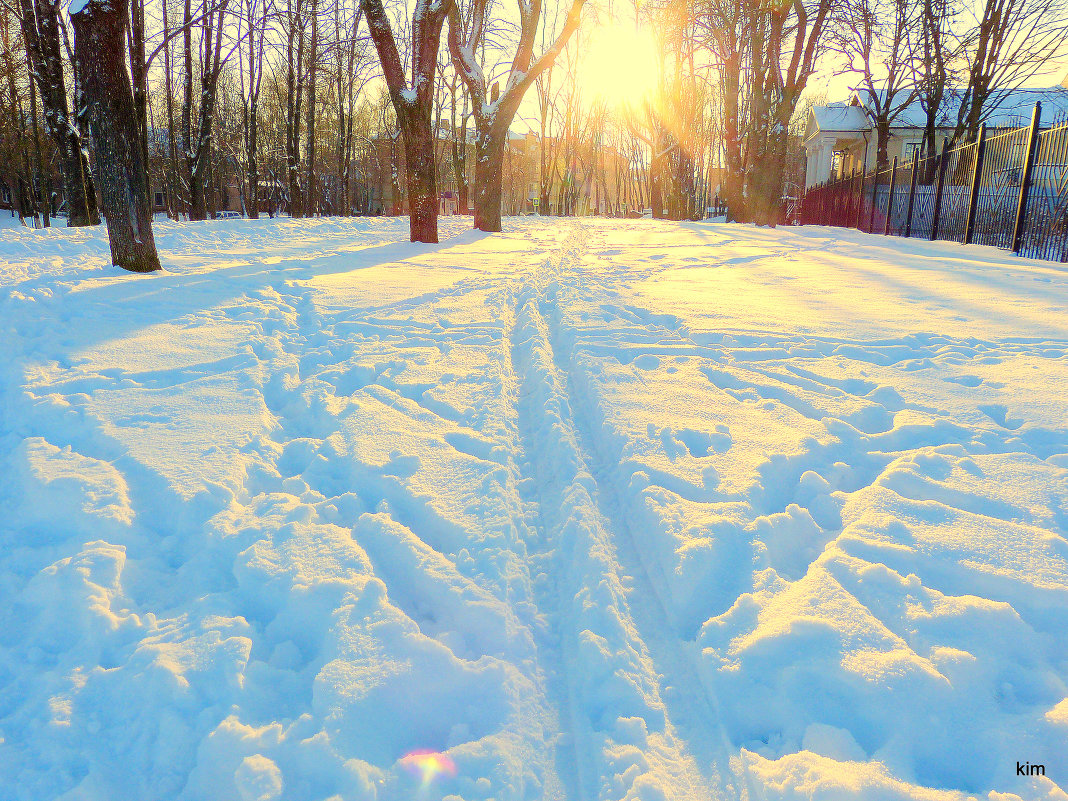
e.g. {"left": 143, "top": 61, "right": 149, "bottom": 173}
{"left": 982, "top": 87, "right": 1068, "bottom": 126}
{"left": 810, "top": 103, "right": 869, "bottom": 132}
{"left": 810, "top": 86, "right": 1068, "bottom": 137}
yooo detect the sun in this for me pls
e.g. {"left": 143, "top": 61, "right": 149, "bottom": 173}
{"left": 580, "top": 22, "right": 660, "bottom": 110}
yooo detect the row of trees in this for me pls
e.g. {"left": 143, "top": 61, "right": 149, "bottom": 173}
{"left": 832, "top": 0, "right": 1067, "bottom": 168}
{"left": 1, "top": 0, "right": 1066, "bottom": 267}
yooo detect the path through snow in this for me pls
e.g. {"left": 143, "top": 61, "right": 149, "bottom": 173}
{"left": 1, "top": 217, "right": 1066, "bottom": 801}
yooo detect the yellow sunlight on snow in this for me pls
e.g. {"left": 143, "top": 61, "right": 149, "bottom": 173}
{"left": 580, "top": 22, "right": 660, "bottom": 110}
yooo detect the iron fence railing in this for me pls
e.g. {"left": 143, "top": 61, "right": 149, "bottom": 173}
{"left": 797, "top": 102, "right": 1068, "bottom": 263}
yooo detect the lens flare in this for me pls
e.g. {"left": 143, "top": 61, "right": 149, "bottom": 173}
{"left": 399, "top": 750, "right": 458, "bottom": 788}
{"left": 580, "top": 22, "right": 660, "bottom": 110}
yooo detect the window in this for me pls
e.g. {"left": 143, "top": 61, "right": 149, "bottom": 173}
{"left": 1, "top": 185, "right": 10, "bottom": 204}
{"left": 154, "top": 191, "right": 164, "bottom": 207}
{"left": 902, "top": 141, "right": 921, "bottom": 163}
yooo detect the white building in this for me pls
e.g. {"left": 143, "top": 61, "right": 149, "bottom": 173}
{"left": 803, "top": 84, "right": 1068, "bottom": 188}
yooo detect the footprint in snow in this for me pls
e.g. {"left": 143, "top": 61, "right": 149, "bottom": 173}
{"left": 978, "top": 403, "right": 1024, "bottom": 430}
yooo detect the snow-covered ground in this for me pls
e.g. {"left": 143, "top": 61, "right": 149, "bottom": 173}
{"left": 1, "top": 216, "right": 1066, "bottom": 801}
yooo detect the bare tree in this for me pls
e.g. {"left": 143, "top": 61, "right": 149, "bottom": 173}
{"left": 237, "top": 0, "right": 273, "bottom": 217}
{"left": 184, "top": 0, "right": 232, "bottom": 219}
{"left": 952, "top": 0, "right": 1068, "bottom": 144}
{"left": 441, "top": 69, "right": 469, "bottom": 213}
{"left": 330, "top": 0, "right": 366, "bottom": 215}
{"left": 360, "top": 0, "right": 450, "bottom": 241}
{"left": 2, "top": 8, "right": 36, "bottom": 225}
{"left": 917, "top": 0, "right": 953, "bottom": 159}
{"left": 834, "top": 0, "right": 918, "bottom": 168}
{"left": 284, "top": 0, "right": 308, "bottom": 215}
{"left": 702, "top": 0, "right": 836, "bottom": 223}
{"left": 447, "top": 0, "right": 586, "bottom": 231}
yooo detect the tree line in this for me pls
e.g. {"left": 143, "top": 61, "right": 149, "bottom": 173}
{"left": 1, "top": 0, "right": 1065, "bottom": 270}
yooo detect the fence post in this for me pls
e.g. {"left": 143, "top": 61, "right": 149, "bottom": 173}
{"left": 829, "top": 180, "right": 835, "bottom": 225}
{"left": 853, "top": 168, "right": 863, "bottom": 229}
{"left": 843, "top": 168, "right": 853, "bottom": 227}
{"left": 1012, "top": 102, "right": 1042, "bottom": 254}
{"left": 883, "top": 157, "right": 898, "bottom": 236}
{"left": 930, "top": 138, "right": 950, "bottom": 241}
{"left": 855, "top": 168, "right": 864, "bottom": 228}
{"left": 905, "top": 147, "right": 920, "bottom": 238}
{"left": 835, "top": 174, "right": 842, "bottom": 226}
{"left": 964, "top": 124, "right": 987, "bottom": 245}
{"left": 868, "top": 167, "right": 880, "bottom": 232}
{"left": 832, "top": 173, "right": 841, "bottom": 226}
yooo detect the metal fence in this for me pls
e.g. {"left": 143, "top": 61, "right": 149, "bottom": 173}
{"left": 798, "top": 103, "right": 1068, "bottom": 263}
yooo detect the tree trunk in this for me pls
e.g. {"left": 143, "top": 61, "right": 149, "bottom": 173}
{"left": 876, "top": 116, "right": 891, "bottom": 169}
{"left": 473, "top": 124, "right": 504, "bottom": 232}
{"left": 27, "top": 49, "right": 49, "bottom": 227}
{"left": 360, "top": 0, "right": 446, "bottom": 242}
{"left": 162, "top": 0, "right": 180, "bottom": 219}
{"left": 181, "top": 0, "right": 193, "bottom": 217}
{"left": 450, "top": 75, "right": 469, "bottom": 215}
{"left": 649, "top": 142, "right": 665, "bottom": 219}
{"left": 285, "top": 0, "right": 305, "bottom": 218}
{"left": 760, "top": 126, "right": 788, "bottom": 226}
{"left": 129, "top": 0, "right": 150, "bottom": 172}
{"left": 335, "top": 20, "right": 346, "bottom": 217}
{"left": 304, "top": 0, "right": 318, "bottom": 216}
{"left": 401, "top": 107, "right": 439, "bottom": 242}
{"left": 248, "top": 99, "right": 260, "bottom": 218}
{"left": 71, "top": 0, "right": 160, "bottom": 272}
{"left": 19, "top": 0, "right": 99, "bottom": 226}
{"left": 189, "top": 3, "right": 226, "bottom": 221}
{"left": 9, "top": 78, "right": 39, "bottom": 226}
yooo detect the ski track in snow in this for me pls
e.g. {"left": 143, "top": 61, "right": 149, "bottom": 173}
{"left": 1, "top": 216, "right": 1067, "bottom": 801}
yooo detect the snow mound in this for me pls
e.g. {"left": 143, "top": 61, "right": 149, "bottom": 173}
{"left": 2, "top": 216, "right": 1066, "bottom": 800}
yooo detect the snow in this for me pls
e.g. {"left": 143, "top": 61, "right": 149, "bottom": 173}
{"left": 810, "top": 103, "right": 870, "bottom": 133}
{"left": 1, "top": 215, "right": 1067, "bottom": 801}
{"left": 810, "top": 87, "right": 1068, "bottom": 138}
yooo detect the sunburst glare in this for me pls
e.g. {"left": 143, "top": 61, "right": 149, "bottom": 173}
{"left": 579, "top": 22, "right": 661, "bottom": 110}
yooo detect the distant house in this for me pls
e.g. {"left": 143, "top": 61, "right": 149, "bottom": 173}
{"left": 803, "top": 84, "right": 1068, "bottom": 188}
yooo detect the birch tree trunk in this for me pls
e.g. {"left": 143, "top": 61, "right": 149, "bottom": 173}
{"left": 304, "top": 0, "right": 318, "bottom": 216}
{"left": 285, "top": 0, "right": 305, "bottom": 217}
